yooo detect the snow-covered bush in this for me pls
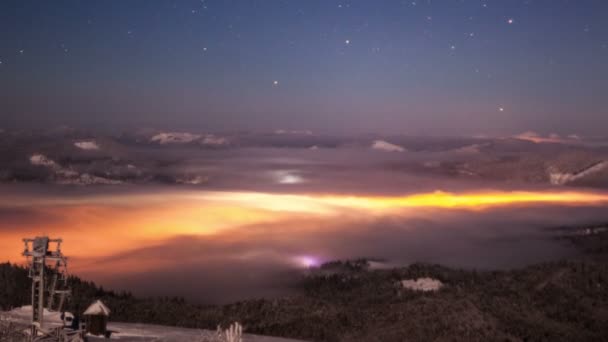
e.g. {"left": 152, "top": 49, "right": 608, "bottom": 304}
{"left": 199, "top": 322, "right": 242, "bottom": 342}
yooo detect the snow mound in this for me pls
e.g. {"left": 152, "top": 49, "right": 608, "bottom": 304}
{"left": 7, "top": 306, "right": 70, "bottom": 326}
{"left": 151, "top": 132, "right": 201, "bottom": 144}
{"left": 401, "top": 277, "right": 443, "bottom": 292}
{"left": 371, "top": 140, "right": 405, "bottom": 152}
{"left": 74, "top": 140, "right": 100, "bottom": 150}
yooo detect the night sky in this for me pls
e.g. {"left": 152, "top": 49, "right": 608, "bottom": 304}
{"left": 1, "top": 0, "right": 607, "bottom": 135}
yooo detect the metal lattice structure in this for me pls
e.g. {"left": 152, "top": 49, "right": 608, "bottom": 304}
{"left": 22, "top": 236, "right": 74, "bottom": 341}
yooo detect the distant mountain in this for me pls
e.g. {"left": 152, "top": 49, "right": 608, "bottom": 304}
{"left": 1, "top": 128, "right": 608, "bottom": 188}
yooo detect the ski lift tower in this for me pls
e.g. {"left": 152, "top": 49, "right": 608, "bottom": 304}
{"left": 22, "top": 236, "right": 71, "bottom": 340}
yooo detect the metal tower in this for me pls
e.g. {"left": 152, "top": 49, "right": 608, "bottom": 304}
{"left": 22, "top": 236, "right": 71, "bottom": 340}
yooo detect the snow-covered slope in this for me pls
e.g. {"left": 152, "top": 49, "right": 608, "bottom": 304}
{"left": 548, "top": 161, "right": 608, "bottom": 185}
{"left": 88, "top": 322, "right": 307, "bottom": 342}
{"left": 2, "top": 306, "right": 306, "bottom": 342}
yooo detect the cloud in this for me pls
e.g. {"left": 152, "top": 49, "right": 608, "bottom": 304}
{"left": 201, "top": 134, "right": 229, "bottom": 146}
{"left": 453, "top": 144, "right": 482, "bottom": 154}
{"left": 513, "top": 131, "right": 580, "bottom": 144}
{"left": 271, "top": 170, "right": 305, "bottom": 184}
{"left": 150, "top": 132, "right": 202, "bottom": 144}
{"left": 69, "top": 201, "right": 607, "bottom": 304}
{"left": 371, "top": 140, "right": 406, "bottom": 152}
{"left": 274, "top": 129, "right": 313, "bottom": 135}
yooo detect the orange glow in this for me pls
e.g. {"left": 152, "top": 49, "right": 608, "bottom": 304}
{"left": 316, "top": 190, "right": 608, "bottom": 211}
{"left": 2, "top": 189, "right": 608, "bottom": 273}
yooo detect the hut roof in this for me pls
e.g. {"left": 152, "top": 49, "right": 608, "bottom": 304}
{"left": 83, "top": 300, "right": 111, "bottom": 316}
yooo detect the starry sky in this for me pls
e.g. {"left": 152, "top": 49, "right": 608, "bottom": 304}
{"left": 1, "top": 0, "right": 607, "bottom": 135}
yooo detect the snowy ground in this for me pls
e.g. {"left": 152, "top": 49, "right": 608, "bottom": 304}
{"left": 2, "top": 306, "right": 306, "bottom": 342}
{"left": 88, "top": 322, "right": 305, "bottom": 341}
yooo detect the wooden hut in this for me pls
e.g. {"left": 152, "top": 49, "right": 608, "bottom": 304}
{"left": 83, "top": 300, "right": 110, "bottom": 337}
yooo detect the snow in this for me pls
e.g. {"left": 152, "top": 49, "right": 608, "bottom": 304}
{"left": 83, "top": 300, "right": 111, "bottom": 316}
{"left": 548, "top": 161, "right": 608, "bottom": 185}
{"left": 5, "top": 306, "right": 70, "bottom": 327}
{"left": 401, "top": 277, "right": 443, "bottom": 292}
{"left": 29, "top": 153, "right": 121, "bottom": 185}
{"left": 150, "top": 132, "right": 229, "bottom": 146}
{"left": 2, "top": 307, "right": 305, "bottom": 342}
{"left": 30, "top": 154, "right": 58, "bottom": 168}
{"left": 90, "top": 322, "right": 305, "bottom": 341}
{"left": 74, "top": 141, "right": 100, "bottom": 150}
{"left": 371, "top": 140, "right": 405, "bottom": 152}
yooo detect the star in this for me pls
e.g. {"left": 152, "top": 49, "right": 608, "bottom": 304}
{"left": 19, "top": 50, "right": 24, "bottom": 54}
{"left": 273, "top": 80, "right": 279, "bottom": 86}
{"left": 507, "top": 18, "right": 514, "bottom": 24}
{"left": 499, "top": 107, "right": 504, "bottom": 112}
{"left": 450, "top": 45, "right": 456, "bottom": 50}
{"left": 345, "top": 39, "right": 350, "bottom": 45}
